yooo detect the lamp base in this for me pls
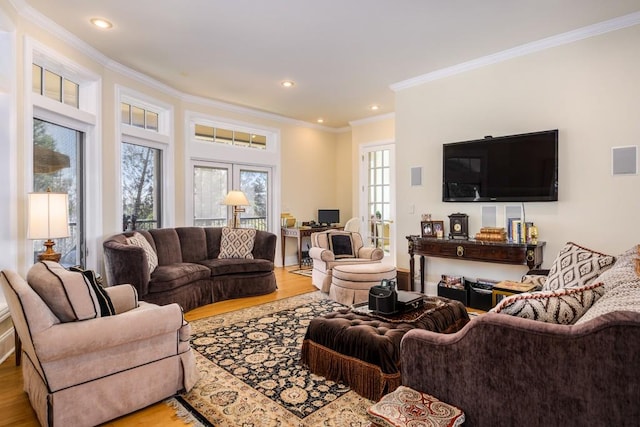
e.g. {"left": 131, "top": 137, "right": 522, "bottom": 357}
{"left": 38, "top": 239, "right": 61, "bottom": 263}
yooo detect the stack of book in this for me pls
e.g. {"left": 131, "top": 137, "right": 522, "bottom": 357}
{"left": 474, "top": 227, "right": 507, "bottom": 242}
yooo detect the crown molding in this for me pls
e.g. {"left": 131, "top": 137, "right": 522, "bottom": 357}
{"left": 349, "top": 112, "right": 396, "bottom": 127}
{"left": 10, "top": 0, "right": 344, "bottom": 133}
{"left": 391, "top": 11, "right": 640, "bottom": 92}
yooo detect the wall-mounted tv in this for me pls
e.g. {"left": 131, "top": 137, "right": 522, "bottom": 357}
{"left": 442, "top": 129, "right": 558, "bottom": 202}
{"left": 318, "top": 209, "right": 340, "bottom": 225}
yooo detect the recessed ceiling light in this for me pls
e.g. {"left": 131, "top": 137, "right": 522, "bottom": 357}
{"left": 281, "top": 80, "right": 295, "bottom": 88}
{"left": 369, "top": 104, "right": 380, "bottom": 111}
{"left": 90, "top": 18, "right": 113, "bottom": 29}
{"left": 317, "top": 118, "right": 324, "bottom": 124}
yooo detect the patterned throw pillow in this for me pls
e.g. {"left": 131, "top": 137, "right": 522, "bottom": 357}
{"left": 367, "top": 386, "right": 465, "bottom": 427}
{"left": 521, "top": 274, "right": 547, "bottom": 290}
{"left": 126, "top": 232, "right": 158, "bottom": 273}
{"left": 491, "top": 282, "right": 605, "bottom": 324}
{"left": 69, "top": 266, "right": 115, "bottom": 317}
{"left": 329, "top": 233, "right": 355, "bottom": 259}
{"left": 27, "top": 261, "right": 102, "bottom": 322}
{"left": 542, "top": 242, "right": 615, "bottom": 291}
{"left": 218, "top": 227, "right": 256, "bottom": 259}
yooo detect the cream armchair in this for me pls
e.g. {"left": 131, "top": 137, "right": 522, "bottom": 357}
{"left": 309, "top": 230, "right": 384, "bottom": 292}
{"left": 1, "top": 261, "right": 199, "bottom": 427}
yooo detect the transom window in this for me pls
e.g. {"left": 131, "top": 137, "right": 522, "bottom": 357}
{"left": 32, "top": 64, "right": 79, "bottom": 108}
{"left": 121, "top": 102, "right": 159, "bottom": 132}
{"left": 194, "top": 124, "right": 267, "bottom": 150}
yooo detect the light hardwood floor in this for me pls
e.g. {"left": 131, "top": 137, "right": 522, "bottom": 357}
{"left": 0, "top": 267, "right": 316, "bottom": 427}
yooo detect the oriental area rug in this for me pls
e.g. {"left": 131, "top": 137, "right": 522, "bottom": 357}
{"left": 166, "top": 292, "right": 373, "bottom": 427}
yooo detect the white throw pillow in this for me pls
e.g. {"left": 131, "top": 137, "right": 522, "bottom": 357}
{"left": 218, "top": 227, "right": 256, "bottom": 259}
{"left": 542, "top": 242, "right": 615, "bottom": 291}
{"left": 126, "top": 232, "right": 158, "bottom": 273}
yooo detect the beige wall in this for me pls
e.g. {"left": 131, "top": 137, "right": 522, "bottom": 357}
{"left": 395, "top": 25, "right": 640, "bottom": 289}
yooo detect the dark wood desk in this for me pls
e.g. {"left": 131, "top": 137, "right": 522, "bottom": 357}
{"left": 406, "top": 236, "right": 545, "bottom": 293}
{"left": 281, "top": 226, "right": 339, "bottom": 269}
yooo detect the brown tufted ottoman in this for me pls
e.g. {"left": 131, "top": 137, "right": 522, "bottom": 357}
{"left": 301, "top": 296, "right": 469, "bottom": 401}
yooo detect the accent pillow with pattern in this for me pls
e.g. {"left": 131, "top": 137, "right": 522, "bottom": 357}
{"left": 218, "top": 227, "right": 256, "bottom": 259}
{"left": 491, "top": 281, "right": 606, "bottom": 324}
{"left": 542, "top": 242, "right": 615, "bottom": 291}
{"left": 126, "top": 231, "right": 158, "bottom": 273}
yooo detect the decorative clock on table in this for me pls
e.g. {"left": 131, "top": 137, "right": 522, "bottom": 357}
{"left": 448, "top": 213, "right": 469, "bottom": 239}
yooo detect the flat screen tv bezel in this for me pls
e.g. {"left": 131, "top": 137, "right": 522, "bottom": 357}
{"left": 318, "top": 209, "right": 340, "bottom": 225}
{"left": 442, "top": 129, "right": 558, "bottom": 202}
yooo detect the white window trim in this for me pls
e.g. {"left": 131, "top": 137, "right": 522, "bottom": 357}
{"left": 23, "top": 36, "right": 103, "bottom": 273}
{"left": 115, "top": 85, "right": 175, "bottom": 229}
{"left": 184, "top": 111, "right": 282, "bottom": 235}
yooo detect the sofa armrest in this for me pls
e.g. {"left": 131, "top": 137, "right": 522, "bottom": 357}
{"left": 357, "top": 246, "right": 384, "bottom": 260}
{"left": 104, "top": 284, "right": 139, "bottom": 313}
{"left": 33, "top": 302, "right": 184, "bottom": 362}
{"left": 309, "top": 247, "right": 334, "bottom": 262}
{"left": 400, "top": 311, "right": 640, "bottom": 426}
{"left": 252, "top": 230, "right": 277, "bottom": 261}
{"left": 103, "top": 239, "right": 150, "bottom": 296}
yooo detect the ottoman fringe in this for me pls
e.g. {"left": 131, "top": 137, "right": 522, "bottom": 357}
{"left": 301, "top": 339, "right": 401, "bottom": 401}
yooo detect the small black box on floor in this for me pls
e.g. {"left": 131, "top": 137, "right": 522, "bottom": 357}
{"left": 468, "top": 282, "right": 493, "bottom": 311}
{"left": 437, "top": 281, "right": 468, "bottom": 306}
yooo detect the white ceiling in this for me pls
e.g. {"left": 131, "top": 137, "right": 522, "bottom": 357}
{"left": 16, "top": 0, "right": 640, "bottom": 128}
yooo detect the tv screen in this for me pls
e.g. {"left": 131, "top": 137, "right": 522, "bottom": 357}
{"left": 318, "top": 209, "right": 340, "bottom": 225}
{"left": 442, "top": 130, "right": 558, "bottom": 202}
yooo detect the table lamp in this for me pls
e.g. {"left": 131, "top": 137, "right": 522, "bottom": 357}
{"left": 28, "top": 189, "right": 70, "bottom": 262}
{"left": 222, "top": 190, "right": 249, "bottom": 228}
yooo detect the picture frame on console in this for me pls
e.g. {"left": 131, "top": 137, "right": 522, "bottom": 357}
{"left": 421, "top": 221, "right": 434, "bottom": 237}
{"left": 432, "top": 221, "right": 444, "bottom": 237}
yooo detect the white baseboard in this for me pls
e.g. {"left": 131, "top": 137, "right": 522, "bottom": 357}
{"left": 0, "top": 308, "right": 15, "bottom": 365}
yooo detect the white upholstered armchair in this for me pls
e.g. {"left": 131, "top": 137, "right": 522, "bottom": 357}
{"left": 1, "top": 261, "right": 199, "bottom": 427}
{"left": 309, "top": 230, "right": 384, "bottom": 292}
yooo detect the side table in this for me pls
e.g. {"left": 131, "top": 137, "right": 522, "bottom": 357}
{"left": 492, "top": 281, "right": 538, "bottom": 306}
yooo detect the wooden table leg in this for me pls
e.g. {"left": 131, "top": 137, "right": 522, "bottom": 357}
{"left": 15, "top": 332, "right": 21, "bottom": 366}
{"left": 420, "top": 255, "right": 426, "bottom": 294}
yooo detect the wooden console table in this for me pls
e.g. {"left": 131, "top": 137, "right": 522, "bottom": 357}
{"left": 406, "top": 236, "right": 545, "bottom": 293}
{"left": 281, "top": 226, "right": 340, "bottom": 269}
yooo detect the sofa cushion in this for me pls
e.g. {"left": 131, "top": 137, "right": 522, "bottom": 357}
{"left": 575, "top": 282, "right": 640, "bottom": 325}
{"left": 69, "top": 266, "right": 115, "bottom": 317}
{"left": 197, "top": 258, "right": 274, "bottom": 276}
{"left": 126, "top": 232, "right": 158, "bottom": 273}
{"left": 329, "top": 232, "right": 355, "bottom": 259}
{"left": 492, "top": 281, "right": 605, "bottom": 324}
{"left": 26, "top": 261, "right": 102, "bottom": 322}
{"left": 542, "top": 242, "right": 615, "bottom": 291}
{"left": 367, "top": 385, "right": 465, "bottom": 427}
{"left": 218, "top": 227, "right": 256, "bottom": 259}
{"left": 148, "top": 263, "right": 211, "bottom": 293}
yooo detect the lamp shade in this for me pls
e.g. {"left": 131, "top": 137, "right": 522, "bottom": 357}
{"left": 222, "top": 190, "right": 249, "bottom": 206}
{"left": 27, "top": 191, "right": 70, "bottom": 240}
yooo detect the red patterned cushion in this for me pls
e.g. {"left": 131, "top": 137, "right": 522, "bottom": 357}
{"left": 367, "top": 386, "right": 465, "bottom": 427}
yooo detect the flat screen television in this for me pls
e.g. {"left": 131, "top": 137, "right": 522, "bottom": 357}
{"left": 318, "top": 209, "right": 340, "bottom": 225}
{"left": 442, "top": 129, "right": 558, "bottom": 202}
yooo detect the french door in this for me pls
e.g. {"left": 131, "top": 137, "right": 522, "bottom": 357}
{"left": 192, "top": 161, "right": 271, "bottom": 230}
{"left": 359, "top": 142, "right": 396, "bottom": 264}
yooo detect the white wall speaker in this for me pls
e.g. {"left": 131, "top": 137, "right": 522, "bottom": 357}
{"left": 410, "top": 166, "right": 422, "bottom": 186}
{"left": 504, "top": 205, "right": 522, "bottom": 226}
{"left": 611, "top": 146, "right": 637, "bottom": 175}
{"left": 481, "top": 206, "right": 497, "bottom": 227}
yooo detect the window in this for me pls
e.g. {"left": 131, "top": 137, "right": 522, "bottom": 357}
{"left": 32, "top": 63, "right": 79, "bottom": 108}
{"left": 118, "top": 90, "right": 173, "bottom": 232}
{"left": 121, "top": 143, "right": 162, "bottom": 231}
{"left": 195, "top": 124, "right": 267, "bottom": 150}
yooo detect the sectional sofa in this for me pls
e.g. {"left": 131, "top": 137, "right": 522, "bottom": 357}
{"left": 103, "top": 226, "right": 277, "bottom": 312}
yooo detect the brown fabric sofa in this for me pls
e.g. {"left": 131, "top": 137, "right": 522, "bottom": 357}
{"left": 399, "top": 245, "right": 640, "bottom": 426}
{"left": 1, "top": 264, "right": 199, "bottom": 427}
{"left": 103, "top": 227, "right": 277, "bottom": 312}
